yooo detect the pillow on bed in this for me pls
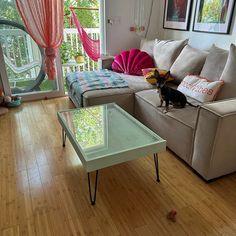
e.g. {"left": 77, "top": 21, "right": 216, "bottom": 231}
{"left": 112, "top": 49, "right": 154, "bottom": 76}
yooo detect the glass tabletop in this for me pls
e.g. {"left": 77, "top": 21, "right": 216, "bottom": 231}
{"left": 57, "top": 103, "right": 166, "bottom": 171}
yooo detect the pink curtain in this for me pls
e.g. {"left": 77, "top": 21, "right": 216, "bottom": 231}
{"left": 70, "top": 8, "right": 100, "bottom": 62}
{"left": 16, "top": 0, "right": 64, "bottom": 80}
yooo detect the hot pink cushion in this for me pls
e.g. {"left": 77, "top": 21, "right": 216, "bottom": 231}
{"left": 112, "top": 48, "right": 154, "bottom": 75}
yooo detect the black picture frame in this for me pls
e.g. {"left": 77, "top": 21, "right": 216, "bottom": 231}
{"left": 193, "top": 0, "right": 236, "bottom": 34}
{"left": 163, "top": 0, "right": 193, "bottom": 31}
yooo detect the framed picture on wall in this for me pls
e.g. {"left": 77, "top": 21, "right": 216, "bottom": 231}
{"left": 193, "top": 0, "right": 236, "bottom": 34}
{"left": 163, "top": 0, "right": 193, "bottom": 31}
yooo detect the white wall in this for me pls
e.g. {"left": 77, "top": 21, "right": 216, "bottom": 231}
{"left": 105, "top": 0, "right": 140, "bottom": 55}
{"left": 145, "top": 0, "right": 162, "bottom": 39}
{"left": 104, "top": 0, "right": 236, "bottom": 54}
{"left": 104, "top": 0, "right": 160, "bottom": 55}
{"left": 157, "top": 0, "right": 236, "bottom": 50}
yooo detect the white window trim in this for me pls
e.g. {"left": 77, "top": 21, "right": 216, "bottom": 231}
{"left": 0, "top": 45, "right": 11, "bottom": 96}
{"left": 99, "top": 0, "right": 107, "bottom": 55}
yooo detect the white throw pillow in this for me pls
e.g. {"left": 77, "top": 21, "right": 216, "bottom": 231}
{"left": 140, "top": 38, "right": 156, "bottom": 56}
{"left": 177, "top": 75, "right": 224, "bottom": 103}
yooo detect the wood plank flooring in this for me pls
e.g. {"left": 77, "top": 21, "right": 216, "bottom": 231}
{"left": 1, "top": 97, "right": 236, "bottom": 235}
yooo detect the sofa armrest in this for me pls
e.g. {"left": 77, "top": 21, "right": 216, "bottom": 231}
{"left": 98, "top": 55, "right": 114, "bottom": 69}
{"left": 192, "top": 98, "right": 236, "bottom": 180}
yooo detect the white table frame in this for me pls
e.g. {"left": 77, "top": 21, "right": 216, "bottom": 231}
{"left": 58, "top": 104, "right": 166, "bottom": 205}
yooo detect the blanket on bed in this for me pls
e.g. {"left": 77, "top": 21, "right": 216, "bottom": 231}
{"left": 66, "top": 69, "right": 129, "bottom": 107}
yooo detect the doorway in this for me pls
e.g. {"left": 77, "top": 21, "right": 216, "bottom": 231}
{"left": 0, "top": 0, "right": 105, "bottom": 100}
{"left": 0, "top": 0, "right": 64, "bottom": 100}
{"left": 61, "top": 0, "right": 103, "bottom": 76}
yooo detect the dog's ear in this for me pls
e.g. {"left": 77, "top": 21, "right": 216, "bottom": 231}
{"left": 164, "top": 71, "right": 171, "bottom": 80}
{"left": 154, "top": 69, "right": 160, "bottom": 78}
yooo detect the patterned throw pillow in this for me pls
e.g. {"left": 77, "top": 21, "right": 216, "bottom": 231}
{"left": 177, "top": 75, "right": 224, "bottom": 103}
{"left": 142, "top": 68, "right": 174, "bottom": 85}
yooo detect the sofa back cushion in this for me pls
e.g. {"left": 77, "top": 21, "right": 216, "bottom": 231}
{"left": 200, "top": 45, "right": 228, "bottom": 81}
{"left": 153, "top": 39, "right": 188, "bottom": 71}
{"left": 140, "top": 39, "right": 155, "bottom": 56}
{"left": 217, "top": 44, "right": 236, "bottom": 100}
{"left": 177, "top": 75, "right": 224, "bottom": 103}
{"left": 170, "top": 45, "right": 208, "bottom": 84}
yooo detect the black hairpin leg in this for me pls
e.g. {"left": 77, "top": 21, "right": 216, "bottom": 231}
{"left": 153, "top": 153, "right": 160, "bottom": 182}
{"left": 62, "top": 128, "right": 66, "bottom": 147}
{"left": 88, "top": 170, "right": 99, "bottom": 205}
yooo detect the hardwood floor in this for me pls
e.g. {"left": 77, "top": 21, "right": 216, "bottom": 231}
{"left": 1, "top": 97, "right": 236, "bottom": 235}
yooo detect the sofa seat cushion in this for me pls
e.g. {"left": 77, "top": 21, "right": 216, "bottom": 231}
{"left": 83, "top": 73, "right": 154, "bottom": 99}
{"left": 120, "top": 73, "right": 154, "bottom": 91}
{"left": 135, "top": 89, "right": 199, "bottom": 163}
{"left": 82, "top": 87, "right": 134, "bottom": 113}
{"left": 82, "top": 73, "right": 154, "bottom": 114}
{"left": 135, "top": 89, "right": 198, "bottom": 128}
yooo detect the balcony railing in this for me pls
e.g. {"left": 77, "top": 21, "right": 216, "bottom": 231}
{"left": 0, "top": 27, "right": 99, "bottom": 80}
{"left": 0, "top": 28, "right": 41, "bottom": 83}
{"left": 0, "top": 24, "right": 99, "bottom": 93}
{"left": 62, "top": 28, "right": 99, "bottom": 75}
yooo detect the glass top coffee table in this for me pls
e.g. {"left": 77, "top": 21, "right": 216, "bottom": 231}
{"left": 57, "top": 103, "right": 166, "bottom": 205}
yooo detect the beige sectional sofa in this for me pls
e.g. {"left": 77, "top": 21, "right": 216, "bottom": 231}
{"left": 69, "top": 39, "right": 236, "bottom": 181}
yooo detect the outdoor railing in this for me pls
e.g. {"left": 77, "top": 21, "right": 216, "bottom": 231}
{"left": 0, "top": 27, "right": 99, "bottom": 79}
{"left": 0, "top": 26, "right": 99, "bottom": 92}
{"left": 62, "top": 28, "right": 99, "bottom": 75}
{"left": 0, "top": 28, "right": 41, "bottom": 83}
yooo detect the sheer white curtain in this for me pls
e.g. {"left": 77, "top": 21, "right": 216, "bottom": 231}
{"left": 130, "top": 0, "right": 154, "bottom": 37}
